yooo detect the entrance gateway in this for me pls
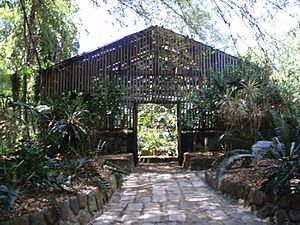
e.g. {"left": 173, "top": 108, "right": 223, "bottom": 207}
{"left": 39, "top": 26, "right": 239, "bottom": 164}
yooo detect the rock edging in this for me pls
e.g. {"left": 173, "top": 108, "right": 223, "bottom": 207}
{"left": 205, "top": 170, "right": 300, "bottom": 224}
{"left": 0, "top": 154, "right": 134, "bottom": 225}
{"left": 182, "top": 152, "right": 216, "bottom": 170}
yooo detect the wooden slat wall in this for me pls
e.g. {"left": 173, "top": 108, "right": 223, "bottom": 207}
{"left": 40, "top": 26, "right": 239, "bottom": 130}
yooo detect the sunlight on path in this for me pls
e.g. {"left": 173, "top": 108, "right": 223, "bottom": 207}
{"left": 93, "top": 162, "right": 268, "bottom": 225}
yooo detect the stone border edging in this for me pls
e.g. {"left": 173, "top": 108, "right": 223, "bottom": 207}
{"left": 205, "top": 170, "right": 300, "bottom": 224}
{"left": 182, "top": 152, "right": 216, "bottom": 170}
{"left": 0, "top": 154, "right": 135, "bottom": 225}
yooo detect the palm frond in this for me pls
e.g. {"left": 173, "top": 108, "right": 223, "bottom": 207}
{"left": 264, "top": 162, "right": 296, "bottom": 196}
{"left": 215, "top": 153, "right": 254, "bottom": 181}
{"left": 212, "top": 149, "right": 251, "bottom": 170}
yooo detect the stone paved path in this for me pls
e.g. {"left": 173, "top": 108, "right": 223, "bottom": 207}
{"left": 93, "top": 162, "right": 268, "bottom": 225}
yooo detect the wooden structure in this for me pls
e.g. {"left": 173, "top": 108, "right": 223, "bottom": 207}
{"left": 40, "top": 26, "right": 239, "bottom": 164}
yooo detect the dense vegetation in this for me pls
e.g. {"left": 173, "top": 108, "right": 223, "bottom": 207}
{"left": 0, "top": 0, "right": 299, "bottom": 219}
{"left": 138, "top": 104, "right": 177, "bottom": 157}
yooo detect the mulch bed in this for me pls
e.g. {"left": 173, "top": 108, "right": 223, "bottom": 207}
{"left": 225, "top": 159, "right": 300, "bottom": 191}
{"left": 0, "top": 154, "right": 128, "bottom": 221}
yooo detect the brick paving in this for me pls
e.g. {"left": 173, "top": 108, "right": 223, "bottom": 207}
{"left": 93, "top": 162, "right": 268, "bottom": 225}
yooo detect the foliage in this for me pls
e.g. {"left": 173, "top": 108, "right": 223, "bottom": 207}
{"left": 9, "top": 139, "right": 52, "bottom": 187}
{"left": 138, "top": 104, "right": 177, "bottom": 156}
{"left": 0, "top": 136, "right": 69, "bottom": 194}
{"left": 87, "top": 77, "right": 125, "bottom": 132}
{"left": 60, "top": 158, "right": 118, "bottom": 190}
{"left": 0, "top": 0, "right": 80, "bottom": 116}
{"left": 216, "top": 55, "right": 290, "bottom": 150}
{"left": 44, "top": 79, "right": 124, "bottom": 156}
{"left": 216, "top": 54, "right": 270, "bottom": 129}
{"left": 219, "top": 78, "right": 263, "bottom": 133}
{"left": 92, "top": 176, "right": 111, "bottom": 190}
{"left": 0, "top": 94, "right": 44, "bottom": 154}
{"left": 182, "top": 56, "right": 275, "bottom": 150}
{"left": 44, "top": 92, "right": 88, "bottom": 157}
{"left": 0, "top": 185, "right": 19, "bottom": 217}
{"left": 212, "top": 99, "right": 300, "bottom": 195}
{"left": 270, "top": 27, "right": 300, "bottom": 122}
{"left": 38, "top": 78, "right": 125, "bottom": 158}
{"left": 0, "top": 0, "right": 80, "bottom": 66}
{"left": 270, "top": 138, "right": 299, "bottom": 162}
{"left": 103, "top": 161, "right": 127, "bottom": 178}
{"left": 212, "top": 149, "right": 252, "bottom": 180}
{"left": 183, "top": 83, "right": 221, "bottom": 130}
{"left": 255, "top": 138, "right": 300, "bottom": 196}
{"left": 265, "top": 160, "right": 300, "bottom": 196}
{"left": 0, "top": 95, "right": 19, "bottom": 153}
{"left": 92, "top": 0, "right": 223, "bottom": 44}
{"left": 259, "top": 110, "right": 300, "bottom": 148}
{"left": 212, "top": 136, "right": 300, "bottom": 196}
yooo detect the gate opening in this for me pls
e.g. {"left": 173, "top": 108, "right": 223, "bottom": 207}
{"left": 137, "top": 103, "right": 178, "bottom": 159}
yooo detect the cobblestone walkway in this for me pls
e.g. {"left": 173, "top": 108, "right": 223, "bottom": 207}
{"left": 93, "top": 162, "right": 268, "bottom": 225}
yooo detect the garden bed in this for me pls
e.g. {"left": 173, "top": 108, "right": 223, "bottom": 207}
{"left": 0, "top": 153, "right": 134, "bottom": 225}
{"left": 182, "top": 152, "right": 223, "bottom": 170}
{"left": 205, "top": 160, "right": 300, "bottom": 224}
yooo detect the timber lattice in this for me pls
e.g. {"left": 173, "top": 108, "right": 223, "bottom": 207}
{"left": 40, "top": 26, "right": 239, "bottom": 131}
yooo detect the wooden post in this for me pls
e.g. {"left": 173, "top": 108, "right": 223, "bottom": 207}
{"left": 193, "top": 131, "right": 196, "bottom": 152}
{"left": 177, "top": 101, "right": 183, "bottom": 165}
{"left": 132, "top": 101, "right": 138, "bottom": 165}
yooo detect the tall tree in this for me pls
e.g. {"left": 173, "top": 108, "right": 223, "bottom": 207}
{"left": 0, "top": 0, "right": 80, "bottom": 100}
{"left": 270, "top": 27, "right": 300, "bottom": 118}
{"left": 91, "top": 0, "right": 224, "bottom": 44}
{"left": 91, "top": 0, "right": 299, "bottom": 58}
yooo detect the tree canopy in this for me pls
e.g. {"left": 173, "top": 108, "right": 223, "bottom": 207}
{"left": 0, "top": 0, "right": 80, "bottom": 98}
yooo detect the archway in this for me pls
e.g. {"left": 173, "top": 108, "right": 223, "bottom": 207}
{"left": 40, "top": 26, "right": 239, "bottom": 165}
{"left": 137, "top": 103, "right": 177, "bottom": 160}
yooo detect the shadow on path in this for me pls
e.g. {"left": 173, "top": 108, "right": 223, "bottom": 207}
{"left": 93, "top": 162, "right": 268, "bottom": 225}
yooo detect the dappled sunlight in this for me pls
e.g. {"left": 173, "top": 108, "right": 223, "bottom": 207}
{"left": 92, "top": 162, "right": 267, "bottom": 224}
{"left": 138, "top": 104, "right": 177, "bottom": 158}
